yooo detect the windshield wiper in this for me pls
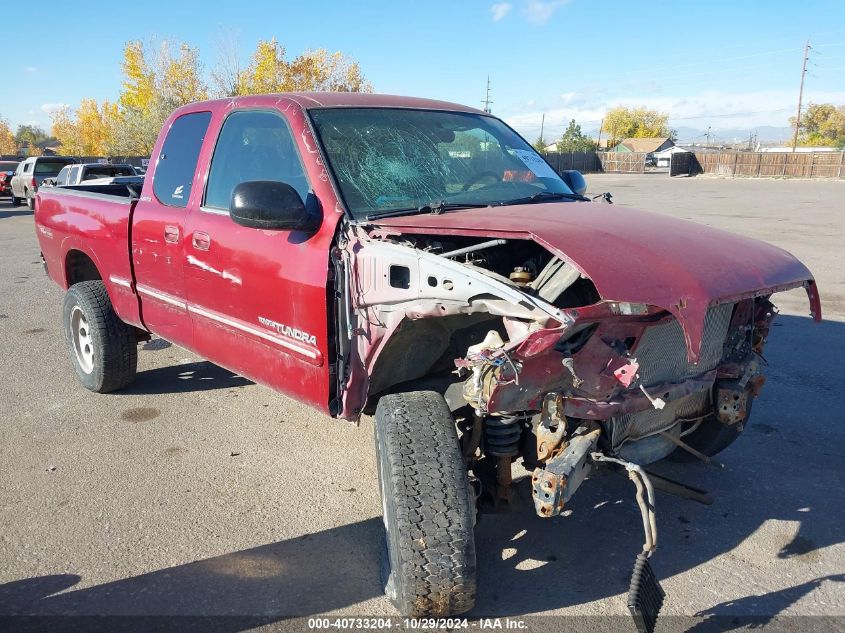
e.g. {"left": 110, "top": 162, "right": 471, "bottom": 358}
{"left": 495, "top": 191, "right": 590, "bottom": 206}
{"left": 365, "top": 200, "right": 489, "bottom": 221}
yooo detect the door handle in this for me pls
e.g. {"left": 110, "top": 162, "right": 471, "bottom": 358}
{"left": 164, "top": 225, "right": 180, "bottom": 243}
{"left": 192, "top": 232, "right": 211, "bottom": 251}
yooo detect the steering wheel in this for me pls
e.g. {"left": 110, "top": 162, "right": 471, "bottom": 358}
{"left": 461, "top": 170, "right": 501, "bottom": 192}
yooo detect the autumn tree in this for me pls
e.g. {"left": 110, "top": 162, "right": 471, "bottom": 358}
{"left": 51, "top": 99, "right": 120, "bottom": 155}
{"left": 107, "top": 39, "right": 208, "bottom": 155}
{"left": 235, "top": 38, "right": 372, "bottom": 95}
{"left": 790, "top": 103, "right": 845, "bottom": 148}
{"left": 0, "top": 118, "right": 17, "bottom": 154}
{"left": 555, "top": 119, "right": 597, "bottom": 152}
{"left": 604, "top": 106, "right": 672, "bottom": 146}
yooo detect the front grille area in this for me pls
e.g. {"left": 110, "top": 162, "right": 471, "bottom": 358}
{"left": 609, "top": 303, "right": 735, "bottom": 450}
{"left": 634, "top": 303, "right": 734, "bottom": 387}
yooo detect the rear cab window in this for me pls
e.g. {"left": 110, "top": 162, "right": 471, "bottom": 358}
{"left": 35, "top": 159, "right": 74, "bottom": 174}
{"left": 153, "top": 111, "right": 212, "bottom": 208}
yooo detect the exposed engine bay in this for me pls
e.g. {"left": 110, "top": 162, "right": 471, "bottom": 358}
{"left": 334, "top": 224, "right": 786, "bottom": 516}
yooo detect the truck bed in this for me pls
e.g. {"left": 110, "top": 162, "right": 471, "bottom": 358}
{"left": 35, "top": 184, "right": 143, "bottom": 329}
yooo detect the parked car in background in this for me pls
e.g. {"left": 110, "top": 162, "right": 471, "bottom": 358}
{"left": 10, "top": 156, "right": 76, "bottom": 209}
{"left": 0, "top": 160, "right": 19, "bottom": 197}
{"left": 50, "top": 163, "right": 136, "bottom": 187}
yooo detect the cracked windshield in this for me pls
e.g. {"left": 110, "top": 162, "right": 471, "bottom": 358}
{"left": 310, "top": 108, "right": 574, "bottom": 219}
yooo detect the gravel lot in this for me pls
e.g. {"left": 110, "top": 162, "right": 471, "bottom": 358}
{"left": 1, "top": 175, "right": 843, "bottom": 629}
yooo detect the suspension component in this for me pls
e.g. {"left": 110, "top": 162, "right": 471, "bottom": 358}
{"left": 483, "top": 414, "right": 524, "bottom": 504}
{"left": 483, "top": 414, "right": 522, "bottom": 457}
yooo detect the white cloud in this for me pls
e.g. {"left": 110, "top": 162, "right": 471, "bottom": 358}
{"left": 40, "top": 103, "right": 69, "bottom": 114}
{"left": 490, "top": 2, "right": 512, "bottom": 21}
{"left": 503, "top": 88, "right": 845, "bottom": 138}
{"left": 523, "top": 0, "right": 569, "bottom": 25}
{"left": 24, "top": 66, "right": 37, "bottom": 73}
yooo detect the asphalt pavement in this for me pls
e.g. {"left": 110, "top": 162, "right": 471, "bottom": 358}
{"left": 0, "top": 174, "right": 843, "bottom": 630}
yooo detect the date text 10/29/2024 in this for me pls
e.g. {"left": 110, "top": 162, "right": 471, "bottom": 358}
{"left": 307, "top": 618, "right": 527, "bottom": 630}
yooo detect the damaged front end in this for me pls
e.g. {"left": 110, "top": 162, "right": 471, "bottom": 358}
{"left": 334, "top": 216, "right": 819, "bottom": 632}
{"left": 336, "top": 221, "right": 819, "bottom": 501}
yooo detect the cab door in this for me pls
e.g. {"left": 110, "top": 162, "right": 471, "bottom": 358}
{"left": 131, "top": 110, "right": 211, "bottom": 348}
{"left": 183, "top": 108, "right": 330, "bottom": 411}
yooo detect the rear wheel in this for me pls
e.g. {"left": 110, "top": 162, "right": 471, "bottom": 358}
{"left": 11, "top": 193, "right": 21, "bottom": 206}
{"left": 62, "top": 280, "right": 138, "bottom": 393}
{"left": 26, "top": 191, "right": 34, "bottom": 210}
{"left": 374, "top": 391, "right": 477, "bottom": 617}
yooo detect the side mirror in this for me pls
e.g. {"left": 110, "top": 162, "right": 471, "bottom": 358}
{"left": 229, "top": 180, "right": 315, "bottom": 231}
{"left": 561, "top": 170, "right": 587, "bottom": 196}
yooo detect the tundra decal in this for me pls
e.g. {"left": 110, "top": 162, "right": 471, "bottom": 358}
{"left": 258, "top": 316, "right": 317, "bottom": 346}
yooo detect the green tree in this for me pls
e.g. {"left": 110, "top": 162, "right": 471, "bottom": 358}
{"left": 790, "top": 103, "right": 845, "bottom": 148}
{"left": 532, "top": 135, "right": 547, "bottom": 153}
{"left": 15, "top": 125, "right": 49, "bottom": 155}
{"left": 555, "top": 119, "right": 597, "bottom": 152}
{"left": 604, "top": 106, "right": 671, "bottom": 146}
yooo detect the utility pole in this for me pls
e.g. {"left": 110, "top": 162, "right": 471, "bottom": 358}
{"left": 481, "top": 76, "right": 493, "bottom": 113}
{"left": 792, "top": 39, "right": 811, "bottom": 152}
{"left": 539, "top": 113, "right": 545, "bottom": 145}
{"left": 596, "top": 118, "right": 604, "bottom": 150}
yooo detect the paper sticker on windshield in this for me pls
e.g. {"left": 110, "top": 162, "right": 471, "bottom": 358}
{"left": 510, "top": 149, "right": 558, "bottom": 179}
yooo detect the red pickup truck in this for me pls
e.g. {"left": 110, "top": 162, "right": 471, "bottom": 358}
{"left": 35, "top": 93, "right": 820, "bottom": 628}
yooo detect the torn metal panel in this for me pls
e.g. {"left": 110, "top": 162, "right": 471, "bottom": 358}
{"left": 371, "top": 201, "right": 820, "bottom": 360}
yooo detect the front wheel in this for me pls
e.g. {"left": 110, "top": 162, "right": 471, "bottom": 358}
{"left": 374, "top": 391, "right": 477, "bottom": 617}
{"left": 666, "top": 399, "right": 751, "bottom": 462}
{"left": 62, "top": 280, "right": 138, "bottom": 392}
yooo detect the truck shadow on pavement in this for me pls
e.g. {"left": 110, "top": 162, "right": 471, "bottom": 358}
{"left": 1, "top": 315, "right": 842, "bottom": 627}
{"left": 0, "top": 207, "right": 34, "bottom": 219}
{"left": 121, "top": 361, "right": 253, "bottom": 395}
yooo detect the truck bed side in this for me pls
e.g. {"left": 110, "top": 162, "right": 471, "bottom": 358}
{"left": 35, "top": 186, "right": 143, "bottom": 329}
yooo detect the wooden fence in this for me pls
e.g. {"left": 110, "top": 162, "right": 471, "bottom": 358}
{"left": 692, "top": 151, "right": 845, "bottom": 178}
{"left": 542, "top": 151, "right": 647, "bottom": 173}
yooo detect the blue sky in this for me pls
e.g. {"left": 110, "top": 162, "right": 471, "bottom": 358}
{"left": 2, "top": 0, "right": 845, "bottom": 141}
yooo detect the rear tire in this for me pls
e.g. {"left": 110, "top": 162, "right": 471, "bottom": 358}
{"left": 26, "top": 193, "right": 34, "bottom": 210}
{"left": 62, "top": 280, "right": 138, "bottom": 393}
{"left": 374, "top": 391, "right": 477, "bottom": 617}
{"left": 11, "top": 193, "right": 21, "bottom": 206}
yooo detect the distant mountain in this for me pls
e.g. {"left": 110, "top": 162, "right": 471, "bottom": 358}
{"left": 580, "top": 125, "right": 793, "bottom": 145}
{"left": 673, "top": 125, "right": 792, "bottom": 144}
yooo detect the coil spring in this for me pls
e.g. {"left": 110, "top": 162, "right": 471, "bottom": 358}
{"left": 483, "top": 415, "right": 524, "bottom": 457}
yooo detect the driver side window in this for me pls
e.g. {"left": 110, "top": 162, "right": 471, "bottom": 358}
{"left": 204, "top": 110, "right": 310, "bottom": 211}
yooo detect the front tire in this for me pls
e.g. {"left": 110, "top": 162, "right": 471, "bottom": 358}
{"left": 62, "top": 281, "right": 138, "bottom": 393}
{"left": 374, "top": 391, "right": 477, "bottom": 617}
{"left": 667, "top": 400, "right": 751, "bottom": 462}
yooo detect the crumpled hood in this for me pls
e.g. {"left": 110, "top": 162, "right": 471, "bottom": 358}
{"left": 372, "top": 201, "right": 820, "bottom": 360}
